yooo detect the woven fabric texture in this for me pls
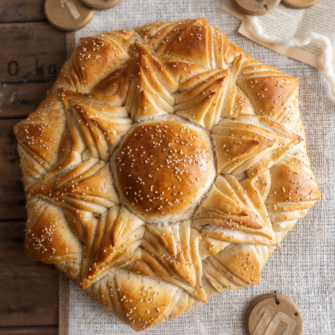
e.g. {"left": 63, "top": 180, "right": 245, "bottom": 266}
{"left": 59, "top": 1, "right": 335, "bottom": 334}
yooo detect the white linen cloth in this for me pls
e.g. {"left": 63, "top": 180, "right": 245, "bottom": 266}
{"left": 60, "top": 1, "right": 335, "bottom": 334}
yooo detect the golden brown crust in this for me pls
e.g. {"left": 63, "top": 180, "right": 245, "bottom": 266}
{"left": 114, "top": 118, "right": 214, "bottom": 222}
{"left": 24, "top": 202, "right": 82, "bottom": 263}
{"left": 266, "top": 157, "right": 321, "bottom": 203}
{"left": 14, "top": 110, "right": 66, "bottom": 166}
{"left": 73, "top": 36, "right": 130, "bottom": 90}
{"left": 14, "top": 18, "right": 320, "bottom": 331}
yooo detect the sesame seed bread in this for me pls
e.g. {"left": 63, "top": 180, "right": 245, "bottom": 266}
{"left": 14, "top": 17, "right": 321, "bottom": 331}
{"left": 112, "top": 114, "right": 216, "bottom": 225}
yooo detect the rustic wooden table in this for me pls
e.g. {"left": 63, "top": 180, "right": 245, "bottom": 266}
{"left": 0, "top": 1, "right": 67, "bottom": 334}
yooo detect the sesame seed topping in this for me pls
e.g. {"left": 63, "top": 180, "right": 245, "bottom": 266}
{"left": 114, "top": 120, "right": 212, "bottom": 218}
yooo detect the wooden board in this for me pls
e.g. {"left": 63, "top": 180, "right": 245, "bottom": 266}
{"left": 0, "top": 119, "right": 27, "bottom": 221}
{"left": 0, "top": 22, "right": 66, "bottom": 83}
{"left": 0, "top": 326, "right": 58, "bottom": 335}
{"left": 282, "top": 0, "right": 320, "bottom": 9}
{"left": 232, "top": 0, "right": 281, "bottom": 16}
{"left": 0, "top": 82, "right": 53, "bottom": 118}
{"left": 0, "top": 221, "right": 59, "bottom": 327}
{"left": 245, "top": 293, "right": 303, "bottom": 335}
{"left": 0, "top": 22, "right": 67, "bottom": 118}
{"left": 0, "top": 0, "right": 45, "bottom": 23}
{"left": 0, "top": 1, "right": 66, "bottom": 332}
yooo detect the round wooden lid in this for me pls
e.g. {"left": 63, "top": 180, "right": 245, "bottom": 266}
{"left": 282, "top": 0, "right": 320, "bottom": 9}
{"left": 80, "top": 0, "right": 123, "bottom": 10}
{"left": 232, "top": 0, "right": 281, "bottom": 16}
{"left": 45, "top": 0, "right": 95, "bottom": 32}
{"left": 246, "top": 293, "right": 303, "bottom": 335}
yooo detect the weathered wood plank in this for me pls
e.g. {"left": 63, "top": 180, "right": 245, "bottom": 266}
{"left": 0, "top": 326, "right": 58, "bottom": 335}
{"left": 0, "top": 82, "right": 52, "bottom": 119}
{"left": 0, "top": 221, "right": 59, "bottom": 327}
{"left": 0, "top": 119, "right": 26, "bottom": 220}
{"left": 0, "top": 22, "right": 66, "bottom": 83}
{"left": 0, "top": 0, "right": 46, "bottom": 23}
{"left": 0, "top": 10, "right": 64, "bottom": 331}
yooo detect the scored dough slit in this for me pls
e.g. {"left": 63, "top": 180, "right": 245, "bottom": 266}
{"left": 154, "top": 20, "right": 196, "bottom": 55}
{"left": 208, "top": 255, "right": 249, "bottom": 288}
{"left": 100, "top": 276, "right": 118, "bottom": 318}
{"left": 153, "top": 288, "right": 183, "bottom": 325}
{"left": 17, "top": 145, "right": 48, "bottom": 175}
{"left": 168, "top": 289, "right": 189, "bottom": 320}
{"left": 108, "top": 273, "right": 128, "bottom": 324}
{"left": 148, "top": 22, "right": 182, "bottom": 51}
{"left": 204, "top": 258, "right": 246, "bottom": 290}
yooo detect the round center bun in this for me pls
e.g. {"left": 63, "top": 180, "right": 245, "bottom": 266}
{"left": 113, "top": 115, "right": 215, "bottom": 224}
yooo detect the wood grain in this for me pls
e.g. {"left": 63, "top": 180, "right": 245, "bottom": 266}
{"left": 0, "top": 221, "right": 59, "bottom": 327}
{"left": 0, "top": 22, "right": 66, "bottom": 83}
{"left": 81, "top": 0, "right": 124, "bottom": 10}
{"left": 0, "top": 82, "right": 53, "bottom": 119}
{"left": 0, "top": 0, "right": 45, "bottom": 23}
{"left": 0, "top": 326, "right": 58, "bottom": 335}
{"left": 245, "top": 293, "right": 303, "bottom": 335}
{"left": 282, "top": 0, "right": 320, "bottom": 9}
{"left": 232, "top": 0, "right": 281, "bottom": 16}
{"left": 0, "top": 3, "right": 67, "bottom": 331}
{"left": 0, "top": 119, "right": 26, "bottom": 221}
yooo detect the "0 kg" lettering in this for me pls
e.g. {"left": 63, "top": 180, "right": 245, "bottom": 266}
{"left": 7, "top": 60, "right": 57, "bottom": 79}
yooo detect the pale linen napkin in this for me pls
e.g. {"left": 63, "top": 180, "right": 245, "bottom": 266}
{"left": 60, "top": 1, "right": 335, "bottom": 334}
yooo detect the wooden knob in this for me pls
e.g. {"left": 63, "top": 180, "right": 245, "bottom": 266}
{"left": 232, "top": 0, "right": 281, "bottom": 16}
{"left": 45, "top": 0, "right": 95, "bottom": 32}
{"left": 282, "top": 0, "right": 320, "bottom": 9}
{"left": 245, "top": 293, "right": 303, "bottom": 335}
{"left": 80, "top": 0, "right": 123, "bottom": 10}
